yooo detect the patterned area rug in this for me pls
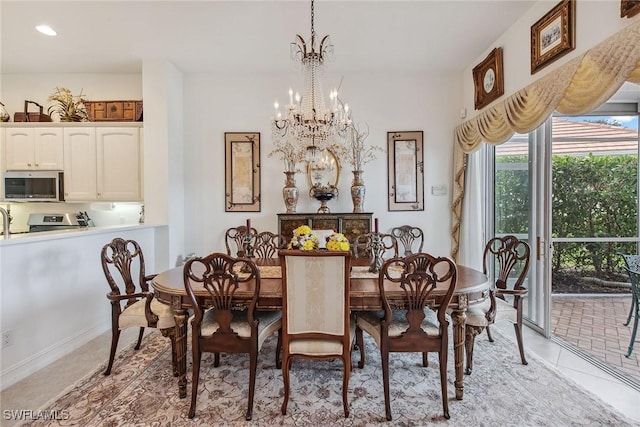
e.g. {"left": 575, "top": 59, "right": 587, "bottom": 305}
{"left": 24, "top": 328, "right": 633, "bottom": 426}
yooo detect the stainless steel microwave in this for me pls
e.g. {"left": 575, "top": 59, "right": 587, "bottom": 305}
{"left": 3, "top": 171, "right": 64, "bottom": 202}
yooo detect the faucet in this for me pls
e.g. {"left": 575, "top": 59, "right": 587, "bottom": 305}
{"left": 0, "top": 207, "right": 9, "bottom": 238}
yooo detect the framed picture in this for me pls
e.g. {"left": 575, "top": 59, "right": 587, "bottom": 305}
{"left": 472, "top": 47, "right": 504, "bottom": 110}
{"left": 621, "top": 0, "right": 640, "bottom": 18}
{"left": 225, "top": 132, "right": 261, "bottom": 212}
{"left": 387, "top": 131, "right": 424, "bottom": 211}
{"left": 530, "top": 0, "right": 575, "bottom": 74}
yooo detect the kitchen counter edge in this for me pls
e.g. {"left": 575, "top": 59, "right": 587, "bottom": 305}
{"left": 0, "top": 122, "right": 143, "bottom": 128}
{"left": 0, "top": 224, "right": 164, "bottom": 246}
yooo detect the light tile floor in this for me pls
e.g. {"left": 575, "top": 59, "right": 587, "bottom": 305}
{"left": 2, "top": 324, "right": 639, "bottom": 425}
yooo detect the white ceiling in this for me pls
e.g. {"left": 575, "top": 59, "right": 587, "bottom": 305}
{"left": 1, "top": 0, "right": 538, "bottom": 74}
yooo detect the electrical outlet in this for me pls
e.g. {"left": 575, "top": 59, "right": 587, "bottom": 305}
{"left": 2, "top": 330, "right": 13, "bottom": 348}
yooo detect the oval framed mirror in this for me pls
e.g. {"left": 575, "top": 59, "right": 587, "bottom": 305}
{"left": 307, "top": 149, "right": 340, "bottom": 188}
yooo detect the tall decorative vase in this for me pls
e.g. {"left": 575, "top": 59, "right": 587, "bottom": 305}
{"left": 351, "top": 170, "right": 366, "bottom": 213}
{"left": 283, "top": 171, "right": 299, "bottom": 213}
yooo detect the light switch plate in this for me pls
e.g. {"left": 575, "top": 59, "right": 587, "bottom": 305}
{"left": 431, "top": 185, "right": 448, "bottom": 196}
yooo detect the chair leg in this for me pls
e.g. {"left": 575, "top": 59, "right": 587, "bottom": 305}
{"left": 188, "top": 346, "right": 202, "bottom": 418}
{"left": 103, "top": 328, "right": 121, "bottom": 375}
{"left": 485, "top": 324, "right": 494, "bottom": 342}
{"left": 213, "top": 352, "right": 220, "bottom": 367}
{"left": 381, "top": 348, "right": 392, "bottom": 421}
{"left": 422, "top": 352, "right": 429, "bottom": 367}
{"left": 246, "top": 349, "right": 258, "bottom": 420}
{"left": 514, "top": 322, "right": 528, "bottom": 365}
{"left": 439, "top": 349, "right": 450, "bottom": 420}
{"left": 355, "top": 326, "right": 365, "bottom": 369}
{"left": 281, "top": 354, "right": 292, "bottom": 415}
{"left": 624, "top": 297, "right": 636, "bottom": 327}
{"left": 342, "top": 354, "right": 350, "bottom": 418}
{"left": 134, "top": 327, "right": 145, "bottom": 350}
{"left": 170, "top": 333, "right": 179, "bottom": 377}
{"left": 465, "top": 326, "right": 482, "bottom": 375}
{"left": 626, "top": 305, "right": 639, "bottom": 358}
{"left": 275, "top": 329, "right": 282, "bottom": 369}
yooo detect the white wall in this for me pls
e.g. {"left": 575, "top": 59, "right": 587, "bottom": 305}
{"left": 182, "top": 69, "right": 462, "bottom": 258}
{"left": 0, "top": 226, "right": 160, "bottom": 390}
{"left": 461, "top": 1, "right": 640, "bottom": 119}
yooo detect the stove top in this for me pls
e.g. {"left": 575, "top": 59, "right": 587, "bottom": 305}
{"left": 27, "top": 212, "right": 92, "bottom": 232}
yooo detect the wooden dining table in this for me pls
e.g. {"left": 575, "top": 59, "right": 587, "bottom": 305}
{"left": 151, "top": 258, "right": 490, "bottom": 401}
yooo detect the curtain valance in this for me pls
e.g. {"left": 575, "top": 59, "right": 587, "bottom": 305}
{"left": 451, "top": 21, "right": 640, "bottom": 261}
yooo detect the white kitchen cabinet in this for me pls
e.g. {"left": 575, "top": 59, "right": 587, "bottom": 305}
{"left": 63, "top": 127, "right": 97, "bottom": 201}
{"left": 96, "top": 127, "right": 141, "bottom": 201}
{"left": 4, "top": 127, "right": 64, "bottom": 170}
{"left": 63, "top": 127, "right": 141, "bottom": 202}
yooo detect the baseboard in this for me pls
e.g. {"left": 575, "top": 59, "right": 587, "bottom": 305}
{"left": 0, "top": 322, "right": 110, "bottom": 391}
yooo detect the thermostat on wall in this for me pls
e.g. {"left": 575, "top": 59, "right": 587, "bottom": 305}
{"left": 431, "top": 185, "right": 448, "bottom": 196}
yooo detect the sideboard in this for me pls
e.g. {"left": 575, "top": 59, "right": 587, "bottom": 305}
{"left": 277, "top": 212, "right": 373, "bottom": 243}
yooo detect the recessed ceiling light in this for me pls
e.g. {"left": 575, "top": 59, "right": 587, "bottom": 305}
{"left": 35, "top": 25, "right": 57, "bottom": 36}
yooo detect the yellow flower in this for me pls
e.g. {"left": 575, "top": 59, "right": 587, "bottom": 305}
{"left": 302, "top": 240, "right": 316, "bottom": 250}
{"left": 326, "top": 233, "right": 350, "bottom": 251}
{"left": 294, "top": 225, "right": 312, "bottom": 237}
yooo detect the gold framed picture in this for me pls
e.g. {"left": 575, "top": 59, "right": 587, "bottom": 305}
{"left": 621, "top": 0, "right": 640, "bottom": 18}
{"left": 531, "top": 0, "right": 576, "bottom": 74}
{"left": 225, "top": 132, "right": 261, "bottom": 212}
{"left": 387, "top": 131, "right": 424, "bottom": 211}
{"left": 472, "top": 47, "right": 504, "bottom": 110}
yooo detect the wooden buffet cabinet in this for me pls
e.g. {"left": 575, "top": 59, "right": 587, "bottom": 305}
{"left": 277, "top": 212, "right": 373, "bottom": 243}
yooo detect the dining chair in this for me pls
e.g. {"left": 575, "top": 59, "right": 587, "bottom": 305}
{"left": 390, "top": 225, "right": 424, "bottom": 256}
{"left": 183, "top": 253, "right": 282, "bottom": 420}
{"left": 622, "top": 266, "right": 640, "bottom": 358}
{"left": 278, "top": 249, "right": 354, "bottom": 418}
{"left": 464, "top": 235, "right": 530, "bottom": 375}
{"left": 253, "top": 231, "right": 287, "bottom": 258}
{"left": 225, "top": 225, "right": 258, "bottom": 257}
{"left": 101, "top": 237, "right": 177, "bottom": 376}
{"left": 619, "top": 253, "right": 640, "bottom": 327}
{"left": 352, "top": 232, "right": 399, "bottom": 261}
{"left": 355, "top": 253, "right": 457, "bottom": 420}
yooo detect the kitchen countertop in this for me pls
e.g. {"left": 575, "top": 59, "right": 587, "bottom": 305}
{"left": 0, "top": 224, "right": 161, "bottom": 246}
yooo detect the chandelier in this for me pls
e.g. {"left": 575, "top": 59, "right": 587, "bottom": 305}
{"left": 271, "top": 0, "right": 352, "bottom": 163}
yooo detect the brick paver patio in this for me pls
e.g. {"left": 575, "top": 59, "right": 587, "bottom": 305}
{"left": 551, "top": 295, "right": 639, "bottom": 381}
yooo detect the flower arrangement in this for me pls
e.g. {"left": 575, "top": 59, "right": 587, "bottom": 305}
{"left": 268, "top": 139, "right": 305, "bottom": 173}
{"left": 326, "top": 232, "right": 350, "bottom": 251}
{"left": 47, "top": 87, "right": 89, "bottom": 122}
{"left": 335, "top": 123, "right": 384, "bottom": 171}
{"left": 287, "top": 225, "right": 319, "bottom": 251}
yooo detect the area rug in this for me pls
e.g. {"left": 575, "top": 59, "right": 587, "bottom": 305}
{"left": 23, "top": 329, "right": 633, "bottom": 426}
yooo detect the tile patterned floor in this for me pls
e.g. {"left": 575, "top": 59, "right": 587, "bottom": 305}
{"left": 551, "top": 295, "right": 639, "bottom": 382}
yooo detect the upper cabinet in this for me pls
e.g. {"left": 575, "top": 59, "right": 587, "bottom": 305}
{"left": 4, "top": 127, "right": 64, "bottom": 170}
{"left": 64, "top": 127, "right": 141, "bottom": 202}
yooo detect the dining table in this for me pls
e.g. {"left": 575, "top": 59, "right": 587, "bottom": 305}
{"left": 151, "top": 257, "right": 490, "bottom": 401}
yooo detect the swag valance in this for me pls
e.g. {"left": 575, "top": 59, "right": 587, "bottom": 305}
{"left": 451, "top": 21, "right": 640, "bottom": 261}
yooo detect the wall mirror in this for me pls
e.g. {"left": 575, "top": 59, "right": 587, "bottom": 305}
{"left": 387, "top": 131, "right": 424, "bottom": 211}
{"left": 307, "top": 149, "right": 340, "bottom": 188}
{"left": 307, "top": 149, "right": 340, "bottom": 213}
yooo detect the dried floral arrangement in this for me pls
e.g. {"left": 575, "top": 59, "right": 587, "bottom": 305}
{"left": 47, "top": 87, "right": 89, "bottom": 122}
{"left": 335, "top": 124, "right": 385, "bottom": 171}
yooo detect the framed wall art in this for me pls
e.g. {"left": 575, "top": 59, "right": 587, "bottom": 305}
{"left": 621, "top": 0, "right": 640, "bottom": 18}
{"left": 530, "top": 0, "right": 575, "bottom": 74}
{"left": 225, "top": 132, "right": 261, "bottom": 212}
{"left": 387, "top": 131, "right": 424, "bottom": 211}
{"left": 472, "top": 47, "right": 504, "bottom": 110}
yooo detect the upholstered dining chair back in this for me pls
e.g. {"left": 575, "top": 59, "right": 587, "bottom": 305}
{"left": 183, "top": 252, "right": 282, "bottom": 420}
{"left": 253, "top": 231, "right": 287, "bottom": 258}
{"left": 225, "top": 225, "right": 258, "bottom": 257}
{"left": 278, "top": 249, "right": 353, "bottom": 418}
{"left": 352, "top": 232, "right": 399, "bottom": 261}
{"left": 390, "top": 225, "right": 424, "bottom": 256}
{"left": 355, "top": 253, "right": 457, "bottom": 420}
{"left": 100, "top": 237, "right": 177, "bottom": 376}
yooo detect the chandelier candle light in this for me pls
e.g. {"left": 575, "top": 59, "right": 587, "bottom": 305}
{"left": 271, "top": 0, "right": 352, "bottom": 166}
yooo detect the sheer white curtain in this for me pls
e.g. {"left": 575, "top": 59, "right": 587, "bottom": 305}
{"left": 458, "top": 147, "right": 486, "bottom": 270}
